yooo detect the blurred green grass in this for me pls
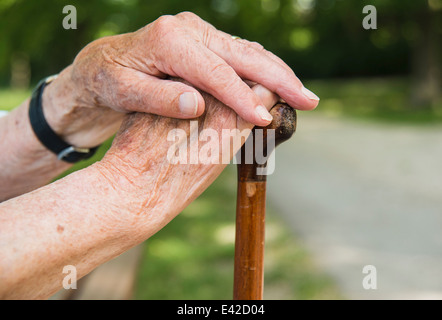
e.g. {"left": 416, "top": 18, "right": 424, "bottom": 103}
{"left": 306, "top": 77, "right": 442, "bottom": 124}
{"left": 0, "top": 88, "right": 31, "bottom": 110}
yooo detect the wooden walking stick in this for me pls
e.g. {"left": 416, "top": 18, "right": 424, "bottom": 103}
{"left": 233, "top": 103, "right": 297, "bottom": 300}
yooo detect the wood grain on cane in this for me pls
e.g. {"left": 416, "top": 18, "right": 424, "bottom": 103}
{"left": 234, "top": 104, "right": 296, "bottom": 300}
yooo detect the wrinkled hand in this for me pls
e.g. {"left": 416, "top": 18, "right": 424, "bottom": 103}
{"left": 95, "top": 81, "right": 278, "bottom": 229}
{"left": 45, "top": 12, "right": 318, "bottom": 149}
{"left": 73, "top": 12, "right": 318, "bottom": 124}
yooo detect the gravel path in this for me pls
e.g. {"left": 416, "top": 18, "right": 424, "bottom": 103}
{"left": 266, "top": 113, "right": 442, "bottom": 299}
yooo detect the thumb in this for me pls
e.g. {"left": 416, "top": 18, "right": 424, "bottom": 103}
{"left": 111, "top": 68, "right": 205, "bottom": 118}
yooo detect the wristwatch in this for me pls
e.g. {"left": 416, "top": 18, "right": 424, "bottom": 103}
{"left": 29, "top": 75, "right": 100, "bottom": 163}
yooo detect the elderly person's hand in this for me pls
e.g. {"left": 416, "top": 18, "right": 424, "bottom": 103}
{"left": 0, "top": 79, "right": 279, "bottom": 299}
{"left": 95, "top": 80, "right": 279, "bottom": 229}
{"left": 44, "top": 12, "right": 319, "bottom": 149}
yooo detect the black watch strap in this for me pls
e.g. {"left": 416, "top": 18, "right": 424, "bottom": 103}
{"left": 29, "top": 76, "right": 100, "bottom": 163}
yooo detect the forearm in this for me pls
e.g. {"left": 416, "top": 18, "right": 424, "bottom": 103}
{"left": 0, "top": 99, "right": 72, "bottom": 201}
{"left": 0, "top": 163, "right": 147, "bottom": 300}
{"left": 0, "top": 67, "right": 124, "bottom": 202}
{"left": 0, "top": 78, "right": 277, "bottom": 300}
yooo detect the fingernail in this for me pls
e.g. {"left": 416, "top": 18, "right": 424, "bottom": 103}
{"left": 255, "top": 105, "right": 273, "bottom": 123}
{"left": 179, "top": 92, "right": 198, "bottom": 116}
{"left": 301, "top": 87, "right": 320, "bottom": 101}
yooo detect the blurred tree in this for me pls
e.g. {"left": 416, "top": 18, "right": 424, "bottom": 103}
{"left": 0, "top": 0, "right": 440, "bottom": 106}
{"left": 409, "top": 1, "right": 441, "bottom": 108}
{"left": 370, "top": 0, "right": 441, "bottom": 108}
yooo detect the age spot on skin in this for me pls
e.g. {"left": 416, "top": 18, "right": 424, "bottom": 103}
{"left": 57, "top": 225, "right": 65, "bottom": 234}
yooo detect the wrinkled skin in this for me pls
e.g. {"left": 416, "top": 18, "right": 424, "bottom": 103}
{"left": 72, "top": 12, "right": 317, "bottom": 121}
{"left": 0, "top": 82, "right": 278, "bottom": 300}
{"left": 46, "top": 12, "right": 318, "bottom": 149}
{"left": 97, "top": 80, "right": 278, "bottom": 234}
{"left": 0, "top": 11, "right": 319, "bottom": 299}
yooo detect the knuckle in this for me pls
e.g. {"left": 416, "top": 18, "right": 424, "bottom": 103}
{"left": 209, "top": 63, "right": 234, "bottom": 79}
{"left": 176, "top": 11, "right": 199, "bottom": 21}
{"left": 249, "top": 41, "right": 265, "bottom": 51}
{"left": 150, "top": 15, "right": 180, "bottom": 45}
{"left": 208, "top": 63, "right": 242, "bottom": 91}
{"left": 235, "top": 39, "right": 268, "bottom": 58}
{"left": 240, "top": 42, "right": 259, "bottom": 57}
{"left": 176, "top": 11, "right": 210, "bottom": 33}
{"left": 153, "top": 15, "right": 177, "bottom": 33}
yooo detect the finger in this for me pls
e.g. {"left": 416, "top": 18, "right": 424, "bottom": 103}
{"left": 174, "top": 16, "right": 291, "bottom": 94}
{"left": 236, "top": 84, "right": 279, "bottom": 130}
{"left": 208, "top": 33, "right": 320, "bottom": 111}
{"left": 230, "top": 37, "right": 293, "bottom": 75}
{"left": 109, "top": 67, "right": 205, "bottom": 118}
{"left": 252, "top": 84, "right": 279, "bottom": 110}
{"left": 217, "top": 33, "right": 294, "bottom": 104}
{"left": 163, "top": 39, "right": 274, "bottom": 126}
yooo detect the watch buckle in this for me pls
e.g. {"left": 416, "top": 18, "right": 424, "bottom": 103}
{"left": 57, "top": 146, "right": 90, "bottom": 161}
